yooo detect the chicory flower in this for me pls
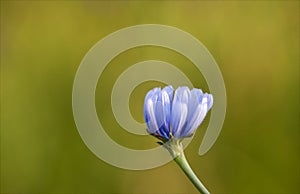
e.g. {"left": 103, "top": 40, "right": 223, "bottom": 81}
{"left": 144, "top": 86, "right": 213, "bottom": 141}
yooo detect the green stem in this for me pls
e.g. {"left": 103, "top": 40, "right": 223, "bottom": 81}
{"left": 174, "top": 152, "right": 210, "bottom": 194}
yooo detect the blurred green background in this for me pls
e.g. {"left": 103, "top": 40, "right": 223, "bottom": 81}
{"left": 1, "top": 1, "right": 299, "bottom": 193}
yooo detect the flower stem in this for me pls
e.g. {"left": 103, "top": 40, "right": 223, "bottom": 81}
{"left": 174, "top": 152, "right": 210, "bottom": 194}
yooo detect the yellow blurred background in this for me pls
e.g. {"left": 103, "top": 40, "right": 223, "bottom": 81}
{"left": 1, "top": 1, "right": 299, "bottom": 193}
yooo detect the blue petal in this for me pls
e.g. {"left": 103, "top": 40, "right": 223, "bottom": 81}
{"left": 171, "top": 87, "right": 190, "bottom": 138}
{"left": 161, "top": 86, "right": 173, "bottom": 125}
{"left": 206, "top": 93, "right": 213, "bottom": 111}
{"left": 144, "top": 87, "right": 160, "bottom": 134}
{"left": 183, "top": 92, "right": 213, "bottom": 137}
{"left": 158, "top": 86, "right": 173, "bottom": 138}
{"left": 144, "top": 89, "right": 154, "bottom": 124}
{"left": 154, "top": 89, "right": 169, "bottom": 139}
{"left": 180, "top": 88, "right": 203, "bottom": 137}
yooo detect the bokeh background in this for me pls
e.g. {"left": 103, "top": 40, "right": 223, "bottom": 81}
{"left": 1, "top": 1, "right": 299, "bottom": 193}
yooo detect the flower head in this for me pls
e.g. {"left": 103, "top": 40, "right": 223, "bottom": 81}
{"left": 144, "top": 86, "right": 213, "bottom": 141}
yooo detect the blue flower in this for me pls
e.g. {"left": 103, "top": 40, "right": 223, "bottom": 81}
{"left": 144, "top": 86, "right": 213, "bottom": 141}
